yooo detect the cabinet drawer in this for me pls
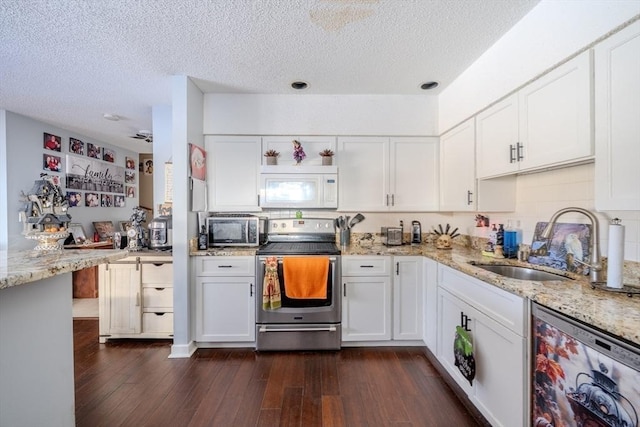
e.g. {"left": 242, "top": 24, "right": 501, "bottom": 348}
{"left": 143, "top": 312, "right": 173, "bottom": 333}
{"left": 195, "top": 256, "right": 255, "bottom": 276}
{"left": 438, "top": 264, "right": 526, "bottom": 336}
{"left": 141, "top": 262, "right": 173, "bottom": 285}
{"left": 342, "top": 256, "right": 391, "bottom": 276}
{"left": 143, "top": 287, "right": 173, "bottom": 310}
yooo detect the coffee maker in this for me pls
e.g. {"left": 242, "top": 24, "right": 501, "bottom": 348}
{"left": 411, "top": 220, "right": 422, "bottom": 244}
{"left": 148, "top": 215, "right": 173, "bottom": 250}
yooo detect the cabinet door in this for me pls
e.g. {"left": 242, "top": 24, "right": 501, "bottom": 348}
{"left": 99, "top": 262, "right": 141, "bottom": 336}
{"left": 393, "top": 257, "right": 423, "bottom": 340}
{"left": 195, "top": 276, "right": 255, "bottom": 342}
{"left": 440, "top": 119, "right": 476, "bottom": 211}
{"left": 476, "top": 94, "right": 519, "bottom": 178}
{"left": 337, "top": 137, "right": 389, "bottom": 211}
{"left": 390, "top": 137, "right": 439, "bottom": 211}
{"left": 471, "top": 308, "right": 525, "bottom": 427}
{"left": 342, "top": 276, "right": 392, "bottom": 341}
{"left": 595, "top": 21, "right": 640, "bottom": 211}
{"left": 422, "top": 258, "right": 438, "bottom": 352}
{"left": 519, "top": 51, "right": 593, "bottom": 171}
{"left": 205, "top": 136, "right": 261, "bottom": 211}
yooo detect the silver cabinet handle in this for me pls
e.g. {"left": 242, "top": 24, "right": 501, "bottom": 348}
{"left": 509, "top": 144, "right": 516, "bottom": 163}
{"left": 259, "top": 326, "right": 337, "bottom": 333}
{"left": 343, "top": 283, "right": 346, "bottom": 297}
{"left": 516, "top": 142, "right": 524, "bottom": 161}
{"left": 467, "top": 190, "right": 473, "bottom": 205}
{"left": 250, "top": 283, "right": 253, "bottom": 297}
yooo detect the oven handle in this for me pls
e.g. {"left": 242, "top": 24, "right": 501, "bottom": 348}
{"left": 258, "top": 326, "right": 337, "bottom": 333}
{"left": 259, "top": 256, "right": 338, "bottom": 264}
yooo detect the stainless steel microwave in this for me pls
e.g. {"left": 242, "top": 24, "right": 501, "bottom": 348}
{"left": 206, "top": 214, "right": 266, "bottom": 247}
{"left": 259, "top": 166, "right": 338, "bottom": 209}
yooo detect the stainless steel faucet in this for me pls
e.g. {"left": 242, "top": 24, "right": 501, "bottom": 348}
{"left": 540, "top": 207, "right": 602, "bottom": 283}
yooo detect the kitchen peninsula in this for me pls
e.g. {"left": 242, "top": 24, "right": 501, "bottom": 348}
{"left": 0, "top": 248, "right": 128, "bottom": 427}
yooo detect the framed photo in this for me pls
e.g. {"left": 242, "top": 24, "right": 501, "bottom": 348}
{"left": 100, "top": 194, "right": 113, "bottom": 207}
{"left": 119, "top": 221, "right": 133, "bottom": 232}
{"left": 43, "top": 154, "right": 61, "bottom": 172}
{"left": 143, "top": 159, "right": 153, "bottom": 175}
{"left": 125, "top": 156, "right": 136, "bottom": 170}
{"left": 86, "top": 143, "right": 101, "bottom": 159}
{"left": 189, "top": 143, "right": 206, "bottom": 181}
{"left": 67, "top": 223, "right": 87, "bottom": 244}
{"left": 126, "top": 185, "right": 135, "bottom": 198}
{"left": 125, "top": 170, "right": 136, "bottom": 183}
{"left": 66, "top": 191, "right": 82, "bottom": 207}
{"left": 103, "top": 148, "right": 115, "bottom": 163}
{"left": 69, "top": 138, "right": 84, "bottom": 155}
{"left": 114, "top": 195, "right": 125, "bottom": 207}
{"left": 85, "top": 192, "right": 99, "bottom": 207}
{"left": 93, "top": 221, "right": 115, "bottom": 240}
{"left": 43, "top": 133, "right": 61, "bottom": 152}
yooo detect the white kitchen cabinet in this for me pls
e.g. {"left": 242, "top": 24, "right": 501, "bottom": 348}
{"left": 440, "top": 118, "right": 476, "bottom": 211}
{"left": 204, "top": 135, "right": 262, "bottom": 211}
{"left": 262, "top": 136, "right": 337, "bottom": 166}
{"left": 193, "top": 256, "right": 255, "bottom": 343}
{"left": 341, "top": 256, "right": 392, "bottom": 342}
{"left": 422, "top": 257, "right": 438, "bottom": 353}
{"left": 338, "top": 137, "right": 439, "bottom": 211}
{"left": 477, "top": 51, "right": 593, "bottom": 179}
{"left": 392, "top": 256, "right": 423, "bottom": 340}
{"left": 595, "top": 21, "right": 640, "bottom": 211}
{"left": 436, "top": 264, "right": 526, "bottom": 427}
{"left": 98, "top": 256, "right": 173, "bottom": 343}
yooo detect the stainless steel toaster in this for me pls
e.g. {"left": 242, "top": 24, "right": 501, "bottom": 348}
{"left": 381, "top": 227, "right": 403, "bottom": 246}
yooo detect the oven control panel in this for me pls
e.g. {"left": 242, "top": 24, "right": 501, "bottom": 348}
{"left": 268, "top": 218, "right": 335, "bottom": 234}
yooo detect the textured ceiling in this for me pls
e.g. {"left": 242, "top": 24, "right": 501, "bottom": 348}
{"left": 0, "top": 0, "right": 539, "bottom": 153}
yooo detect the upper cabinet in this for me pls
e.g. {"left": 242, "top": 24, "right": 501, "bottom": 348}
{"left": 594, "top": 21, "right": 640, "bottom": 211}
{"left": 477, "top": 51, "right": 593, "bottom": 179}
{"left": 205, "top": 136, "right": 262, "bottom": 212}
{"left": 440, "top": 118, "right": 476, "bottom": 211}
{"left": 338, "top": 136, "right": 439, "bottom": 212}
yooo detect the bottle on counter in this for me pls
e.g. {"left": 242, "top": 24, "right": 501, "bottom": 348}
{"left": 487, "top": 224, "right": 498, "bottom": 252}
{"left": 504, "top": 220, "right": 522, "bottom": 259}
{"left": 198, "top": 225, "right": 208, "bottom": 250}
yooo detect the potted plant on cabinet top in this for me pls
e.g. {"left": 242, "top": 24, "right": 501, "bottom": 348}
{"left": 264, "top": 149, "right": 280, "bottom": 165}
{"left": 319, "top": 149, "right": 334, "bottom": 165}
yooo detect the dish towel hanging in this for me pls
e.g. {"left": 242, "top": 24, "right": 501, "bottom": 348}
{"left": 262, "top": 256, "right": 281, "bottom": 310}
{"left": 283, "top": 257, "right": 329, "bottom": 299}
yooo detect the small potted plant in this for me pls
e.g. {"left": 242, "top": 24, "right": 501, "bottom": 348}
{"left": 319, "top": 149, "right": 334, "bottom": 165}
{"left": 264, "top": 149, "right": 280, "bottom": 165}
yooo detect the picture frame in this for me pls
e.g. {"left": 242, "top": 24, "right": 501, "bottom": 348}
{"left": 69, "top": 138, "right": 84, "bottom": 155}
{"left": 86, "top": 143, "right": 101, "bottom": 160}
{"left": 125, "top": 156, "right": 136, "bottom": 170}
{"left": 67, "top": 223, "right": 87, "bottom": 244}
{"left": 119, "top": 221, "right": 133, "bottom": 232}
{"left": 103, "top": 148, "right": 115, "bottom": 163}
{"left": 43, "top": 132, "right": 61, "bottom": 152}
{"left": 43, "top": 154, "right": 61, "bottom": 172}
{"left": 92, "top": 221, "right": 115, "bottom": 240}
{"left": 66, "top": 191, "right": 82, "bottom": 207}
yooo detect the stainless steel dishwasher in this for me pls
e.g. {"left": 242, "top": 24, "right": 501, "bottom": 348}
{"left": 532, "top": 303, "right": 639, "bottom": 427}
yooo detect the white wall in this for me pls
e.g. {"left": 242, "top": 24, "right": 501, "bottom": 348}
{"left": 203, "top": 94, "right": 438, "bottom": 136}
{"left": 439, "top": 1, "right": 640, "bottom": 132}
{"left": 0, "top": 110, "right": 7, "bottom": 251}
{"left": 2, "top": 111, "right": 139, "bottom": 250}
{"left": 151, "top": 105, "right": 173, "bottom": 216}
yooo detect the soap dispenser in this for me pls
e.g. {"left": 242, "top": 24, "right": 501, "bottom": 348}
{"left": 411, "top": 221, "right": 422, "bottom": 244}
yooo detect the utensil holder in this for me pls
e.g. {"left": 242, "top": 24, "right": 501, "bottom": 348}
{"left": 340, "top": 229, "right": 351, "bottom": 249}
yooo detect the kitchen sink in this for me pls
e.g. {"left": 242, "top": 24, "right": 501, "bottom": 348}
{"left": 470, "top": 263, "right": 571, "bottom": 281}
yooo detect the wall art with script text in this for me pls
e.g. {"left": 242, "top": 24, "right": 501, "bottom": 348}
{"left": 65, "top": 155, "right": 125, "bottom": 194}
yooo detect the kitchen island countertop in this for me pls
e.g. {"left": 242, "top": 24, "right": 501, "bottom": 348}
{"left": 0, "top": 248, "right": 129, "bottom": 290}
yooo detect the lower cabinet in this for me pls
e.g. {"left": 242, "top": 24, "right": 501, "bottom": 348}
{"left": 393, "top": 256, "right": 423, "bottom": 340}
{"left": 98, "top": 256, "right": 173, "bottom": 343}
{"left": 193, "top": 256, "right": 255, "bottom": 343}
{"left": 341, "top": 256, "right": 392, "bottom": 342}
{"left": 436, "top": 264, "right": 526, "bottom": 427}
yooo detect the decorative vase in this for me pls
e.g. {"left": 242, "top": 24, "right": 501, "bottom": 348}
{"left": 321, "top": 156, "right": 333, "bottom": 166}
{"left": 266, "top": 157, "right": 277, "bottom": 165}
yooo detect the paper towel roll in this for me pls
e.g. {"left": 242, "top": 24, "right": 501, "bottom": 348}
{"left": 606, "top": 222, "right": 625, "bottom": 289}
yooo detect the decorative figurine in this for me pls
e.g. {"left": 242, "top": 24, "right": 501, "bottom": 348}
{"left": 292, "top": 139, "right": 306, "bottom": 165}
{"left": 129, "top": 206, "right": 147, "bottom": 250}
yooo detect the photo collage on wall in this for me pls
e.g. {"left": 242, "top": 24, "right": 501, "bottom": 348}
{"left": 41, "top": 132, "right": 135, "bottom": 209}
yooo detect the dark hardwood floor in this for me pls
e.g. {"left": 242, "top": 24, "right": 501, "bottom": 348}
{"left": 74, "top": 319, "right": 482, "bottom": 426}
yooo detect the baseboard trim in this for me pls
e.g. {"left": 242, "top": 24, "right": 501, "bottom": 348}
{"left": 169, "top": 341, "right": 197, "bottom": 358}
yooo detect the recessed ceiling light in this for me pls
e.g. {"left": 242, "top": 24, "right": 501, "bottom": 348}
{"left": 420, "top": 81, "right": 439, "bottom": 90}
{"left": 291, "top": 81, "right": 308, "bottom": 90}
{"left": 103, "top": 113, "right": 120, "bottom": 121}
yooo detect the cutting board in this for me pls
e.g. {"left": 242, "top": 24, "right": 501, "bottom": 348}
{"left": 528, "top": 222, "right": 592, "bottom": 276}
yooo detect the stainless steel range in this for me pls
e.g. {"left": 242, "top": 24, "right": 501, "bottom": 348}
{"left": 256, "top": 218, "right": 341, "bottom": 351}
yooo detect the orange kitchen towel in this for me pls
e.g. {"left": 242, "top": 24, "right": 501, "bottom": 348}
{"left": 262, "top": 256, "right": 281, "bottom": 310}
{"left": 283, "top": 257, "right": 329, "bottom": 299}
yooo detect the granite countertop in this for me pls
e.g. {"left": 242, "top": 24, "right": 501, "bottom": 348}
{"left": 0, "top": 249, "right": 129, "bottom": 290}
{"left": 343, "top": 243, "right": 640, "bottom": 347}
{"left": 191, "top": 247, "right": 258, "bottom": 256}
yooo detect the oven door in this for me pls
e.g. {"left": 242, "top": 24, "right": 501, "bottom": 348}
{"left": 256, "top": 255, "right": 341, "bottom": 324}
